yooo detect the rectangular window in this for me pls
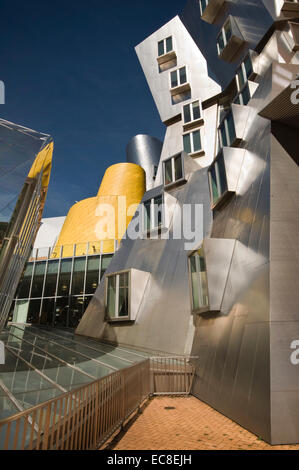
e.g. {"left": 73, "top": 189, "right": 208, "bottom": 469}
{"left": 163, "top": 154, "right": 184, "bottom": 187}
{"left": 71, "top": 257, "right": 86, "bottom": 295}
{"left": 16, "top": 263, "right": 33, "bottom": 299}
{"left": 189, "top": 248, "right": 209, "bottom": 311}
{"left": 106, "top": 271, "right": 130, "bottom": 319}
{"left": 143, "top": 195, "right": 164, "bottom": 232}
{"left": 217, "top": 18, "right": 233, "bottom": 55}
{"left": 234, "top": 82, "right": 251, "bottom": 106}
{"left": 236, "top": 54, "right": 253, "bottom": 91}
{"left": 85, "top": 255, "right": 100, "bottom": 294}
{"left": 100, "top": 254, "right": 113, "bottom": 280}
{"left": 57, "top": 259, "right": 72, "bottom": 296}
{"left": 218, "top": 110, "right": 236, "bottom": 149}
{"left": 30, "top": 262, "right": 46, "bottom": 298}
{"left": 183, "top": 130, "right": 202, "bottom": 155}
{"left": 208, "top": 153, "right": 228, "bottom": 205}
{"left": 158, "top": 36, "right": 173, "bottom": 57}
{"left": 199, "top": 0, "right": 209, "bottom": 15}
{"left": 183, "top": 100, "right": 201, "bottom": 124}
{"left": 43, "top": 260, "right": 59, "bottom": 297}
{"left": 170, "top": 67, "right": 187, "bottom": 89}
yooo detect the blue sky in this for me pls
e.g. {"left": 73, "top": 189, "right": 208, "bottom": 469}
{"left": 0, "top": 0, "right": 184, "bottom": 217}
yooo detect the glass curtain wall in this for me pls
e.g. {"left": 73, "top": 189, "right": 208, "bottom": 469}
{"left": 11, "top": 252, "right": 113, "bottom": 329}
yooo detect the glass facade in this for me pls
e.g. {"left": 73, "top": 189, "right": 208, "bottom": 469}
{"left": 12, "top": 251, "right": 113, "bottom": 329}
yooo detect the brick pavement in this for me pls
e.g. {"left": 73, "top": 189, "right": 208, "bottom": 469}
{"left": 108, "top": 396, "right": 299, "bottom": 450}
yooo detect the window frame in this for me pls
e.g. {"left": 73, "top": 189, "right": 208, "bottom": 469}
{"left": 170, "top": 66, "right": 188, "bottom": 90}
{"left": 158, "top": 36, "right": 174, "bottom": 58}
{"left": 183, "top": 129, "right": 204, "bottom": 156}
{"left": 188, "top": 247, "right": 210, "bottom": 314}
{"left": 182, "top": 100, "right": 203, "bottom": 125}
{"left": 105, "top": 269, "right": 131, "bottom": 322}
{"left": 217, "top": 17, "right": 233, "bottom": 56}
{"left": 142, "top": 194, "right": 164, "bottom": 233}
{"left": 199, "top": 0, "right": 209, "bottom": 16}
{"left": 163, "top": 153, "right": 185, "bottom": 188}
{"left": 208, "top": 152, "right": 229, "bottom": 208}
{"left": 217, "top": 108, "right": 236, "bottom": 150}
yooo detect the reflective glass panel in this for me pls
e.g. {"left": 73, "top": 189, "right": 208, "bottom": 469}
{"left": 27, "top": 299, "right": 41, "bottom": 324}
{"left": 183, "top": 134, "right": 191, "bottom": 154}
{"left": 224, "top": 20, "right": 232, "bottom": 43}
{"left": 164, "top": 159, "right": 173, "bottom": 185}
{"left": 144, "top": 200, "right": 151, "bottom": 231}
{"left": 68, "top": 296, "right": 84, "bottom": 328}
{"left": 30, "top": 262, "right": 46, "bottom": 298}
{"left": 158, "top": 40, "right": 164, "bottom": 57}
{"left": 219, "top": 122, "right": 228, "bottom": 147}
{"left": 71, "top": 257, "right": 86, "bottom": 295}
{"left": 43, "top": 260, "right": 59, "bottom": 297}
{"left": 192, "top": 101, "right": 201, "bottom": 121}
{"left": 192, "top": 131, "right": 202, "bottom": 152}
{"left": 40, "top": 298, "right": 55, "bottom": 326}
{"left": 85, "top": 256, "right": 100, "bottom": 294}
{"left": 174, "top": 155, "right": 183, "bottom": 181}
{"left": 216, "top": 156, "right": 228, "bottom": 196}
{"left": 210, "top": 166, "right": 219, "bottom": 203}
{"left": 100, "top": 254, "right": 112, "bottom": 280}
{"left": 244, "top": 54, "right": 253, "bottom": 80}
{"left": 183, "top": 104, "right": 191, "bottom": 123}
{"left": 226, "top": 111, "right": 236, "bottom": 145}
{"left": 17, "top": 263, "right": 33, "bottom": 299}
{"left": 57, "top": 259, "right": 72, "bottom": 296}
{"left": 107, "top": 276, "right": 116, "bottom": 317}
{"left": 153, "top": 195, "right": 163, "bottom": 228}
{"left": 217, "top": 31, "right": 225, "bottom": 54}
{"left": 118, "top": 272, "right": 129, "bottom": 317}
{"left": 54, "top": 297, "right": 69, "bottom": 328}
{"left": 179, "top": 67, "right": 187, "bottom": 84}
{"left": 171, "top": 70, "right": 178, "bottom": 88}
{"left": 166, "top": 36, "right": 173, "bottom": 53}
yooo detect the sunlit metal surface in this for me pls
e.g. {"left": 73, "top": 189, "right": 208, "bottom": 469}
{"left": 76, "top": 0, "right": 299, "bottom": 444}
{"left": 126, "top": 135, "right": 163, "bottom": 190}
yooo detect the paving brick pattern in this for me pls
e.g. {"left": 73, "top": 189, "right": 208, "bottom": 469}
{"left": 110, "top": 396, "right": 299, "bottom": 450}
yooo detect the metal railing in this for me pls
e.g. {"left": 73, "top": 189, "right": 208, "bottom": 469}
{"left": 0, "top": 356, "right": 195, "bottom": 450}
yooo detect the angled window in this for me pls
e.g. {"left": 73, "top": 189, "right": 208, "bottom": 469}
{"left": 158, "top": 36, "right": 173, "bottom": 57}
{"left": 189, "top": 248, "right": 209, "bottom": 312}
{"left": 183, "top": 129, "right": 203, "bottom": 156}
{"left": 183, "top": 100, "right": 202, "bottom": 124}
{"left": 199, "top": 0, "right": 209, "bottom": 15}
{"left": 236, "top": 54, "right": 253, "bottom": 90}
{"left": 234, "top": 82, "right": 251, "bottom": 105}
{"left": 170, "top": 67, "right": 187, "bottom": 89}
{"left": 143, "top": 195, "right": 164, "bottom": 232}
{"left": 208, "top": 153, "right": 228, "bottom": 206}
{"left": 163, "top": 153, "right": 184, "bottom": 187}
{"left": 106, "top": 271, "right": 130, "bottom": 320}
{"left": 218, "top": 109, "right": 236, "bottom": 149}
{"left": 217, "top": 18, "right": 232, "bottom": 56}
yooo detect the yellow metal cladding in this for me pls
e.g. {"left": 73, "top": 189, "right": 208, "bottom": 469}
{"left": 53, "top": 163, "right": 145, "bottom": 257}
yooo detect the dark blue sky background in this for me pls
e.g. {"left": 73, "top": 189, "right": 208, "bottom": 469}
{"left": 0, "top": 0, "right": 184, "bottom": 217}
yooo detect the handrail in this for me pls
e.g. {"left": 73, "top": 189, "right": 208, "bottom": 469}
{"left": 0, "top": 356, "right": 195, "bottom": 450}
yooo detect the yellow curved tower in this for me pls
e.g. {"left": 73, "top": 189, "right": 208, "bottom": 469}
{"left": 53, "top": 163, "right": 145, "bottom": 257}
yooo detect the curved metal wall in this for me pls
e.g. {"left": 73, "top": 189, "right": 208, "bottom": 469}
{"left": 126, "top": 134, "right": 163, "bottom": 190}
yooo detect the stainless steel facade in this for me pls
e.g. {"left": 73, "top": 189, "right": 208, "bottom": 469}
{"left": 126, "top": 134, "right": 163, "bottom": 190}
{"left": 0, "top": 121, "right": 53, "bottom": 332}
{"left": 77, "top": 0, "right": 299, "bottom": 444}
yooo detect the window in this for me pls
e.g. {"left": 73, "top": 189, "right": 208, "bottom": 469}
{"left": 85, "top": 256, "right": 100, "bottom": 294}
{"left": 183, "top": 101, "right": 201, "bottom": 124}
{"left": 106, "top": 271, "right": 130, "bottom": 319}
{"left": 143, "top": 195, "right": 163, "bottom": 232}
{"left": 30, "top": 262, "right": 46, "bottom": 298}
{"left": 189, "top": 248, "right": 209, "bottom": 311}
{"left": 158, "top": 36, "right": 173, "bottom": 57}
{"left": 101, "top": 254, "right": 113, "bottom": 280}
{"left": 17, "top": 263, "right": 33, "bottom": 299}
{"left": 163, "top": 154, "right": 184, "bottom": 186}
{"left": 208, "top": 153, "right": 228, "bottom": 205}
{"left": 183, "top": 130, "right": 203, "bottom": 155}
{"left": 218, "top": 110, "right": 236, "bottom": 149}
{"left": 236, "top": 54, "right": 253, "bottom": 90}
{"left": 234, "top": 82, "right": 251, "bottom": 106}
{"left": 71, "top": 257, "right": 86, "bottom": 295}
{"left": 170, "top": 67, "right": 187, "bottom": 89}
{"left": 217, "top": 18, "right": 233, "bottom": 55}
{"left": 57, "top": 259, "right": 72, "bottom": 296}
{"left": 199, "top": 0, "right": 209, "bottom": 15}
{"left": 43, "top": 260, "right": 59, "bottom": 297}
